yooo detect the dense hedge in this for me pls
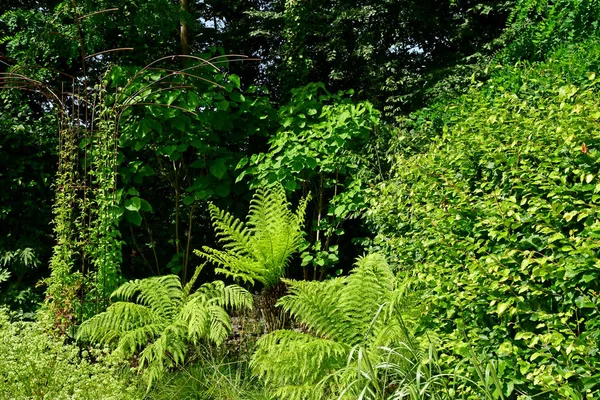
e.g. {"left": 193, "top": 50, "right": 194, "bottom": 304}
{"left": 368, "top": 40, "right": 600, "bottom": 398}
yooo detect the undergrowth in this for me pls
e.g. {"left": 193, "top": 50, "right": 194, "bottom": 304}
{"left": 147, "top": 346, "right": 272, "bottom": 400}
{"left": 0, "top": 308, "right": 142, "bottom": 399}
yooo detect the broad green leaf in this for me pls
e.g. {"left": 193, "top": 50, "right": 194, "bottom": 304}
{"left": 210, "top": 159, "right": 228, "bottom": 180}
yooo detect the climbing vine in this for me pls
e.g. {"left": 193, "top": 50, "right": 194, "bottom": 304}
{"left": 43, "top": 111, "right": 82, "bottom": 333}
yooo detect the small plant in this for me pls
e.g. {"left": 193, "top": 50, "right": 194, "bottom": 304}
{"left": 77, "top": 264, "right": 252, "bottom": 387}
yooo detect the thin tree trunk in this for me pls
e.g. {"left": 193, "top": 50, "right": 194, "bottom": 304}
{"left": 258, "top": 281, "right": 290, "bottom": 333}
{"left": 183, "top": 203, "right": 196, "bottom": 283}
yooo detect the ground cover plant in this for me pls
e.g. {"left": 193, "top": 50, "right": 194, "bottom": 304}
{"left": 0, "top": 308, "right": 142, "bottom": 399}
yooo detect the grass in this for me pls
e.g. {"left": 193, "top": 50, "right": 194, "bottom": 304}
{"left": 147, "top": 345, "right": 272, "bottom": 400}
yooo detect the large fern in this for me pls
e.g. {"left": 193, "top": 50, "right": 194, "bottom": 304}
{"left": 251, "top": 253, "right": 414, "bottom": 399}
{"left": 76, "top": 264, "right": 252, "bottom": 387}
{"left": 196, "top": 185, "right": 310, "bottom": 288}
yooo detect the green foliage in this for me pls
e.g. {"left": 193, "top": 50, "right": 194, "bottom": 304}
{"left": 0, "top": 268, "right": 9, "bottom": 285}
{"left": 43, "top": 111, "right": 81, "bottom": 332}
{"left": 369, "top": 39, "right": 600, "bottom": 397}
{"left": 114, "top": 61, "right": 275, "bottom": 280}
{"left": 0, "top": 308, "right": 141, "bottom": 399}
{"left": 0, "top": 89, "right": 57, "bottom": 317}
{"left": 0, "top": 248, "right": 42, "bottom": 317}
{"left": 252, "top": 253, "right": 412, "bottom": 399}
{"left": 77, "top": 264, "right": 252, "bottom": 387}
{"left": 240, "top": 83, "right": 380, "bottom": 193}
{"left": 197, "top": 184, "right": 310, "bottom": 287}
{"left": 239, "top": 83, "right": 382, "bottom": 276}
{"left": 1, "top": 248, "right": 40, "bottom": 281}
{"left": 503, "top": 0, "right": 600, "bottom": 61}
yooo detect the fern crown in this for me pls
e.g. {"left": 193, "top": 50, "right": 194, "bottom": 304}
{"left": 196, "top": 185, "right": 310, "bottom": 287}
{"left": 77, "top": 264, "right": 252, "bottom": 388}
{"left": 251, "top": 253, "right": 412, "bottom": 399}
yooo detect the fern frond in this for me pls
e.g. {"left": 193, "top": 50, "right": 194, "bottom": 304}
{"left": 77, "top": 273, "right": 251, "bottom": 390}
{"left": 198, "top": 246, "right": 263, "bottom": 285}
{"left": 182, "top": 263, "right": 205, "bottom": 298}
{"left": 116, "top": 323, "right": 166, "bottom": 357}
{"left": 294, "top": 193, "right": 311, "bottom": 232}
{"left": 252, "top": 330, "right": 348, "bottom": 389}
{"left": 220, "top": 283, "right": 254, "bottom": 309}
{"left": 207, "top": 304, "right": 231, "bottom": 345}
{"left": 339, "top": 253, "right": 394, "bottom": 344}
{"left": 208, "top": 203, "right": 255, "bottom": 256}
{"left": 193, "top": 281, "right": 253, "bottom": 310}
{"left": 111, "top": 275, "right": 183, "bottom": 318}
{"left": 77, "top": 302, "right": 162, "bottom": 349}
{"left": 138, "top": 324, "right": 187, "bottom": 386}
{"left": 277, "top": 278, "right": 351, "bottom": 342}
{"left": 179, "top": 296, "right": 210, "bottom": 344}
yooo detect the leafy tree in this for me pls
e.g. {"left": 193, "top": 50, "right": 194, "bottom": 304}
{"left": 245, "top": 0, "right": 513, "bottom": 112}
{"left": 77, "top": 264, "right": 252, "bottom": 387}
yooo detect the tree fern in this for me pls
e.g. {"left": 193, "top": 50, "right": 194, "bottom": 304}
{"left": 196, "top": 184, "right": 310, "bottom": 288}
{"left": 77, "top": 264, "right": 252, "bottom": 388}
{"left": 251, "top": 253, "right": 411, "bottom": 399}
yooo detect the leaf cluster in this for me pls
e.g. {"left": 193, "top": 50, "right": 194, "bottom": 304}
{"left": 197, "top": 184, "right": 310, "bottom": 287}
{"left": 0, "top": 308, "right": 141, "bottom": 399}
{"left": 251, "top": 253, "right": 421, "bottom": 399}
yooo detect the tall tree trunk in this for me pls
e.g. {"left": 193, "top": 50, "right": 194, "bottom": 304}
{"left": 180, "top": 0, "right": 190, "bottom": 56}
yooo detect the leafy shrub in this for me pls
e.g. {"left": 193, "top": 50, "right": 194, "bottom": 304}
{"left": 503, "top": 0, "right": 600, "bottom": 62}
{"left": 368, "top": 39, "right": 600, "bottom": 397}
{"left": 0, "top": 308, "right": 141, "bottom": 399}
{"left": 77, "top": 265, "right": 252, "bottom": 387}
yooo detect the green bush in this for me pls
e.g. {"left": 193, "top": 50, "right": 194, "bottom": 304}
{"left": 368, "top": 39, "right": 600, "bottom": 398}
{"left": 0, "top": 308, "right": 141, "bottom": 399}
